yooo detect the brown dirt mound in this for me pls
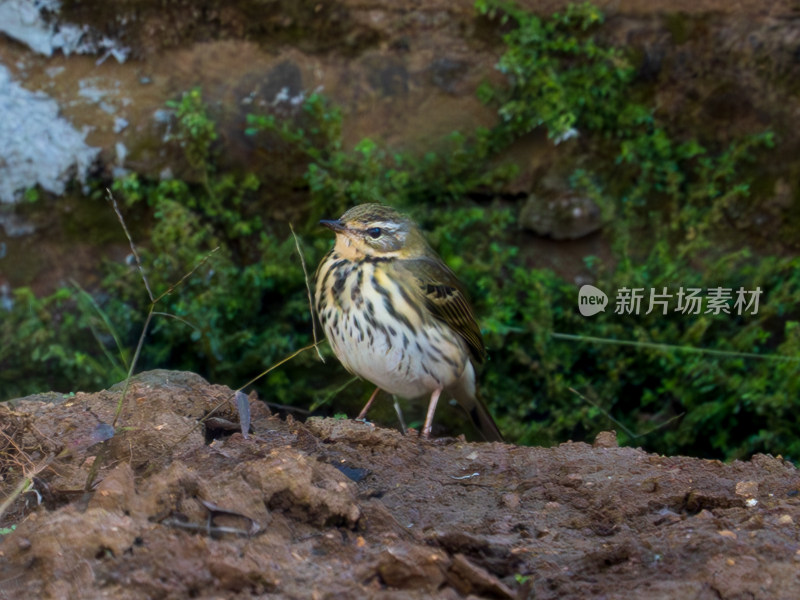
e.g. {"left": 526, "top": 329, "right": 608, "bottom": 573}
{"left": 1, "top": 370, "right": 799, "bottom": 599}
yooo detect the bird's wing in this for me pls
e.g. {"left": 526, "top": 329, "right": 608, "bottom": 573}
{"left": 396, "top": 255, "right": 486, "bottom": 365}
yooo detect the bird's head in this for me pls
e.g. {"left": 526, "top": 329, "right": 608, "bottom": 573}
{"left": 320, "top": 203, "right": 427, "bottom": 260}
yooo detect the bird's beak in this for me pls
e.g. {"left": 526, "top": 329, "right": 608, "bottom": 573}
{"left": 320, "top": 219, "right": 347, "bottom": 233}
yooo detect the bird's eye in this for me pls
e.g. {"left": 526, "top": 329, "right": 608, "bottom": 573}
{"left": 366, "top": 227, "right": 382, "bottom": 239}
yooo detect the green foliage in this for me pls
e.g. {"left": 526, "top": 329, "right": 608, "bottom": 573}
{"left": 2, "top": 2, "right": 796, "bottom": 462}
{"left": 23, "top": 187, "right": 40, "bottom": 203}
{"left": 247, "top": 94, "right": 396, "bottom": 218}
{"left": 0, "top": 286, "right": 128, "bottom": 398}
{"left": 470, "top": 0, "right": 792, "bottom": 459}
{"left": 166, "top": 88, "right": 218, "bottom": 171}
{"left": 476, "top": 1, "right": 631, "bottom": 143}
{"left": 477, "top": 0, "right": 776, "bottom": 253}
{"left": 246, "top": 93, "right": 516, "bottom": 217}
{"left": 106, "top": 176, "right": 322, "bottom": 404}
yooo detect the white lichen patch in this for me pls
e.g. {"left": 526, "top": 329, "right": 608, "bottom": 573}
{"left": 0, "top": 65, "right": 99, "bottom": 203}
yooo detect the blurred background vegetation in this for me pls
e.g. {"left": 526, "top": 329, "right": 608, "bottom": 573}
{"left": 1, "top": 1, "right": 799, "bottom": 461}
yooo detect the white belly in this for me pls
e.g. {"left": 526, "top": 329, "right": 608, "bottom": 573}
{"left": 328, "top": 310, "right": 467, "bottom": 398}
{"left": 316, "top": 259, "right": 469, "bottom": 398}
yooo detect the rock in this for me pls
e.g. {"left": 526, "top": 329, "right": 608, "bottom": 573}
{"left": 238, "top": 449, "right": 361, "bottom": 527}
{"left": 735, "top": 480, "right": 759, "bottom": 498}
{"left": 377, "top": 543, "right": 448, "bottom": 590}
{"left": 593, "top": 430, "right": 619, "bottom": 448}
{"left": 519, "top": 191, "right": 603, "bottom": 240}
{"left": 4, "top": 507, "right": 140, "bottom": 576}
{"left": 87, "top": 462, "right": 137, "bottom": 514}
{"left": 446, "top": 553, "right": 516, "bottom": 599}
{"left": 429, "top": 57, "right": 470, "bottom": 94}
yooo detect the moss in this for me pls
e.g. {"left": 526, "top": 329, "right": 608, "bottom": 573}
{"left": 664, "top": 12, "right": 691, "bottom": 45}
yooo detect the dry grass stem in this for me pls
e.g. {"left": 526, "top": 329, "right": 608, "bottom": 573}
{"left": 568, "top": 387, "right": 684, "bottom": 440}
{"left": 108, "top": 188, "right": 154, "bottom": 302}
{"left": 290, "top": 223, "right": 324, "bottom": 363}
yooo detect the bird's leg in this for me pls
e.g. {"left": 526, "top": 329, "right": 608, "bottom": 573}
{"left": 421, "top": 388, "right": 442, "bottom": 439}
{"left": 356, "top": 386, "right": 381, "bottom": 421}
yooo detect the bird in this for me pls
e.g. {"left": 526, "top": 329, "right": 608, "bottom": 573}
{"left": 314, "top": 203, "right": 503, "bottom": 442}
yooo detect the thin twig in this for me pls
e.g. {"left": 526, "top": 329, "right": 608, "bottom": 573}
{"left": 111, "top": 309, "right": 154, "bottom": 429}
{"left": 308, "top": 375, "right": 358, "bottom": 412}
{"left": 202, "top": 342, "right": 323, "bottom": 424}
{"left": 0, "top": 476, "right": 33, "bottom": 520}
{"left": 0, "top": 426, "right": 32, "bottom": 468}
{"left": 552, "top": 332, "right": 800, "bottom": 363}
{"left": 152, "top": 247, "right": 220, "bottom": 304}
{"left": 152, "top": 311, "right": 200, "bottom": 332}
{"left": 568, "top": 387, "right": 684, "bottom": 440}
{"left": 108, "top": 243, "right": 217, "bottom": 428}
{"left": 108, "top": 188, "right": 154, "bottom": 302}
{"left": 86, "top": 191, "right": 220, "bottom": 492}
{"left": 290, "top": 223, "right": 324, "bottom": 363}
{"left": 0, "top": 459, "right": 51, "bottom": 522}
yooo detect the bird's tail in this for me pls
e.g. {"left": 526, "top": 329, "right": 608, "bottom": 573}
{"left": 451, "top": 382, "right": 504, "bottom": 442}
